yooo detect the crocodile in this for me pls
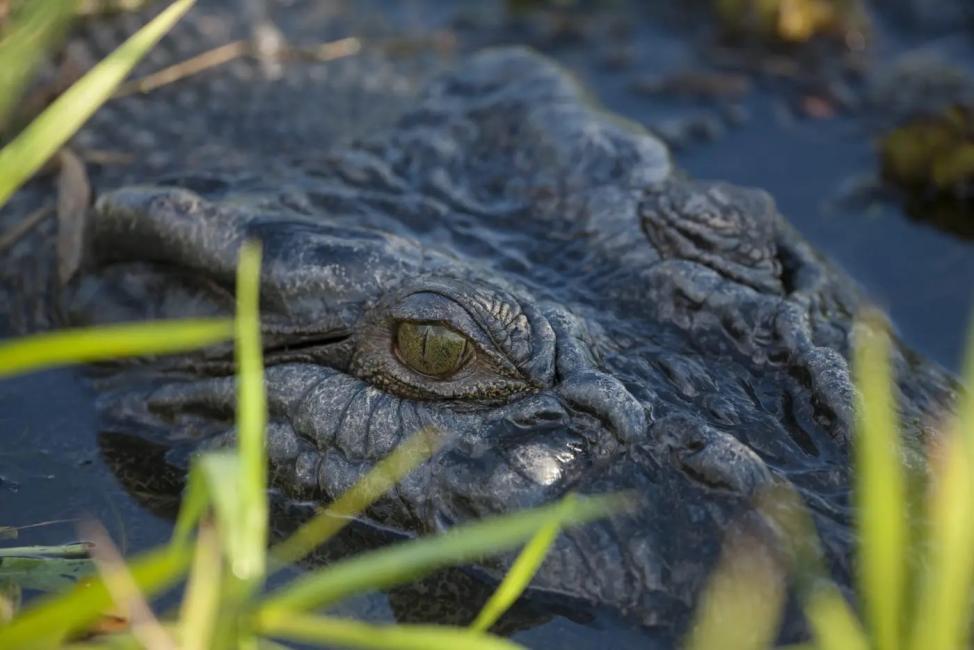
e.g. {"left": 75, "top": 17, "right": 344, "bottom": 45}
{"left": 0, "top": 1, "right": 960, "bottom": 642}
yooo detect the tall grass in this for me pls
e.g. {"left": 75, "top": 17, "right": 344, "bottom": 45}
{"left": 0, "top": 0, "right": 196, "bottom": 206}
{"left": 0, "top": 241, "right": 623, "bottom": 648}
{"left": 2, "top": 1, "right": 974, "bottom": 648}
{"left": 0, "top": 2, "right": 622, "bottom": 647}
{"left": 685, "top": 313, "right": 974, "bottom": 650}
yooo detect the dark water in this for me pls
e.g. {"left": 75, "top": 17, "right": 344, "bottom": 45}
{"left": 1, "top": 2, "right": 972, "bottom": 648}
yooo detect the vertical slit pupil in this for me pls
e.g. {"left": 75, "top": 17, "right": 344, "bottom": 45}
{"left": 396, "top": 321, "right": 473, "bottom": 379}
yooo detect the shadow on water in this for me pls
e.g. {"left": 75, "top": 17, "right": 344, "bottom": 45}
{"left": 0, "top": 1, "right": 972, "bottom": 648}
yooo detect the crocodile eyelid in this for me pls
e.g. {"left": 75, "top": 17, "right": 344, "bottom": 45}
{"left": 391, "top": 290, "right": 526, "bottom": 380}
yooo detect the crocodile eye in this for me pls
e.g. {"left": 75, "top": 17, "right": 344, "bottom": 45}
{"left": 350, "top": 283, "right": 552, "bottom": 402}
{"left": 395, "top": 322, "right": 474, "bottom": 379}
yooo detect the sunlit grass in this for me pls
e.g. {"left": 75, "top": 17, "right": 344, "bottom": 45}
{"left": 0, "top": 319, "right": 233, "bottom": 378}
{"left": 802, "top": 584, "right": 869, "bottom": 650}
{"left": 260, "top": 493, "right": 624, "bottom": 616}
{"left": 0, "top": 0, "right": 196, "bottom": 206}
{"left": 470, "top": 502, "right": 566, "bottom": 633}
{"left": 232, "top": 241, "right": 268, "bottom": 589}
{"left": 2, "top": 0, "right": 973, "bottom": 646}
{"left": 683, "top": 530, "right": 785, "bottom": 650}
{"left": 907, "top": 325, "right": 974, "bottom": 650}
{"left": 269, "top": 426, "right": 442, "bottom": 567}
{"left": 255, "top": 611, "right": 523, "bottom": 650}
{"left": 0, "top": 0, "right": 74, "bottom": 132}
{"left": 176, "top": 523, "right": 221, "bottom": 650}
{"left": 853, "top": 313, "right": 907, "bottom": 650}
{"left": 0, "top": 246, "right": 623, "bottom": 648}
{"left": 686, "top": 311, "right": 974, "bottom": 650}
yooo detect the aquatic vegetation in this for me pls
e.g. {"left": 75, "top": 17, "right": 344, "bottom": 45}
{"left": 881, "top": 105, "right": 974, "bottom": 199}
{"left": 714, "top": 0, "right": 866, "bottom": 44}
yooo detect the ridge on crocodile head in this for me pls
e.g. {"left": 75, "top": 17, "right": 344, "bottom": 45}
{"left": 46, "top": 47, "right": 954, "bottom": 638}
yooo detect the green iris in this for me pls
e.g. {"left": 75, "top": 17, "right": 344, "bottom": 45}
{"left": 395, "top": 321, "right": 473, "bottom": 378}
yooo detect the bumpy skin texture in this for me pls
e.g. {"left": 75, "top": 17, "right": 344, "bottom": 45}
{"left": 4, "top": 10, "right": 957, "bottom": 638}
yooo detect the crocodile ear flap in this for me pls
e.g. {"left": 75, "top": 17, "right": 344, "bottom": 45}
{"left": 640, "top": 179, "right": 786, "bottom": 295}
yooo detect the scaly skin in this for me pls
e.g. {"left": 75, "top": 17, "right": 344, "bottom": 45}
{"left": 1, "top": 1, "right": 958, "bottom": 641}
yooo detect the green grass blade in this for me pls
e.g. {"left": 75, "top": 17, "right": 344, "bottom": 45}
{"left": 171, "top": 463, "right": 211, "bottom": 546}
{"left": 908, "top": 319, "right": 974, "bottom": 650}
{"left": 0, "top": 544, "right": 190, "bottom": 648}
{"left": 260, "top": 493, "right": 629, "bottom": 615}
{"left": 853, "top": 314, "right": 906, "bottom": 650}
{"left": 270, "top": 427, "right": 441, "bottom": 567}
{"left": 0, "top": 319, "right": 233, "bottom": 378}
{"left": 908, "top": 430, "right": 974, "bottom": 650}
{"left": 178, "top": 522, "right": 223, "bottom": 650}
{"left": 805, "top": 584, "right": 869, "bottom": 650}
{"left": 255, "top": 610, "right": 524, "bottom": 650}
{"left": 233, "top": 241, "right": 267, "bottom": 586}
{"left": 64, "top": 636, "right": 143, "bottom": 650}
{"left": 0, "top": 0, "right": 197, "bottom": 207}
{"left": 683, "top": 531, "right": 785, "bottom": 650}
{"left": 197, "top": 453, "right": 245, "bottom": 559}
{"left": 755, "top": 485, "right": 868, "bottom": 650}
{"left": 470, "top": 500, "right": 566, "bottom": 633}
{"left": 62, "top": 624, "right": 180, "bottom": 650}
{"left": 0, "top": 0, "right": 74, "bottom": 130}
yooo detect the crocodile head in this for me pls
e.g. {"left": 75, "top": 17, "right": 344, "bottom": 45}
{"left": 63, "top": 48, "right": 949, "bottom": 634}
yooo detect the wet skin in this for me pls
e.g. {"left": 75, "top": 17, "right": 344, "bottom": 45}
{"left": 11, "top": 42, "right": 956, "bottom": 638}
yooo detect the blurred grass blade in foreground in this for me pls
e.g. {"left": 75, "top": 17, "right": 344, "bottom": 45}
{"left": 907, "top": 431, "right": 974, "bottom": 650}
{"left": 804, "top": 583, "right": 869, "bottom": 650}
{"left": 256, "top": 610, "right": 523, "bottom": 650}
{"left": 470, "top": 499, "right": 569, "bottom": 633}
{"left": 195, "top": 453, "right": 248, "bottom": 568}
{"left": 83, "top": 522, "right": 177, "bottom": 650}
{"left": 0, "top": 0, "right": 196, "bottom": 207}
{"left": 261, "top": 493, "right": 629, "bottom": 614}
{"left": 853, "top": 312, "right": 906, "bottom": 650}
{"left": 0, "top": 0, "right": 74, "bottom": 131}
{"left": 0, "top": 319, "right": 233, "bottom": 378}
{"left": 171, "top": 460, "right": 213, "bottom": 546}
{"left": 270, "top": 426, "right": 442, "bottom": 567}
{"left": 232, "top": 241, "right": 268, "bottom": 588}
{"left": 683, "top": 529, "right": 785, "bottom": 650}
{"left": 754, "top": 485, "right": 869, "bottom": 650}
{"left": 177, "top": 522, "right": 223, "bottom": 650}
{"left": 907, "top": 317, "right": 974, "bottom": 650}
